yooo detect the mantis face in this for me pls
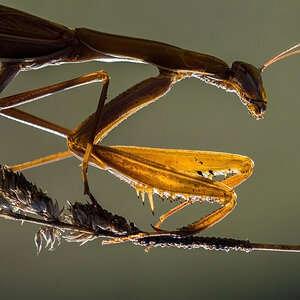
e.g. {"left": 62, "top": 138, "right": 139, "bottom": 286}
{"left": 230, "top": 61, "right": 267, "bottom": 119}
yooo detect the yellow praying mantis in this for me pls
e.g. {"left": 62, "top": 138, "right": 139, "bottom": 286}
{"left": 0, "top": 5, "right": 299, "bottom": 241}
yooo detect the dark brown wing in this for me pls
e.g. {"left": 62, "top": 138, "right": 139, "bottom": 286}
{"left": 0, "top": 5, "right": 75, "bottom": 61}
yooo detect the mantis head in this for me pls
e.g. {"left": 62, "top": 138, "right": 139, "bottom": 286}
{"left": 230, "top": 43, "right": 300, "bottom": 120}
{"left": 230, "top": 61, "right": 267, "bottom": 120}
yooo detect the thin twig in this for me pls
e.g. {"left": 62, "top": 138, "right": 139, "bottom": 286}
{"left": 0, "top": 166, "right": 299, "bottom": 253}
{"left": 103, "top": 233, "right": 300, "bottom": 253}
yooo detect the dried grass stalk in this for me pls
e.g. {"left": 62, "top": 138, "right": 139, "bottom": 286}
{"left": 0, "top": 166, "right": 299, "bottom": 253}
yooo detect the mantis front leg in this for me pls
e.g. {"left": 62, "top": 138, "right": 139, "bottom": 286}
{"left": 69, "top": 71, "right": 179, "bottom": 197}
{"left": 97, "top": 146, "right": 253, "bottom": 244}
{"left": 89, "top": 146, "right": 253, "bottom": 232}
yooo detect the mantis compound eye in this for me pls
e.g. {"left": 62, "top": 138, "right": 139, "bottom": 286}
{"left": 231, "top": 61, "right": 267, "bottom": 119}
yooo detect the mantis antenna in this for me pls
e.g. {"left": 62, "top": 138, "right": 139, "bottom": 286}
{"left": 260, "top": 43, "right": 300, "bottom": 72}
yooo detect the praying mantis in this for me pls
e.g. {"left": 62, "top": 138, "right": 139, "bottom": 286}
{"left": 0, "top": 5, "right": 299, "bottom": 239}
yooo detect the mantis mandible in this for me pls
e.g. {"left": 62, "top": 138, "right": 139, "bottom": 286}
{"left": 0, "top": 5, "right": 299, "bottom": 238}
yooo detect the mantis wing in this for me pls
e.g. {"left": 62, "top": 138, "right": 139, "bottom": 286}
{"left": 0, "top": 4, "right": 74, "bottom": 60}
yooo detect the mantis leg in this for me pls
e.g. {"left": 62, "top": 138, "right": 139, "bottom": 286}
{"left": 102, "top": 147, "right": 253, "bottom": 245}
{"left": 1, "top": 71, "right": 176, "bottom": 179}
{"left": 106, "top": 192, "right": 237, "bottom": 246}
{"left": 169, "top": 192, "right": 237, "bottom": 235}
{"left": 151, "top": 149, "right": 253, "bottom": 232}
{"left": 68, "top": 71, "right": 177, "bottom": 148}
{"left": 1, "top": 105, "right": 73, "bottom": 171}
{"left": 0, "top": 71, "right": 109, "bottom": 110}
{"left": 152, "top": 173, "right": 251, "bottom": 233}
{"left": 68, "top": 71, "right": 177, "bottom": 195}
{"left": 0, "top": 71, "right": 110, "bottom": 173}
{"left": 81, "top": 73, "right": 110, "bottom": 197}
{"left": 1, "top": 108, "right": 71, "bottom": 137}
{"left": 153, "top": 199, "right": 197, "bottom": 229}
{"left": 139, "top": 174, "right": 237, "bottom": 235}
{"left": 7, "top": 151, "right": 72, "bottom": 172}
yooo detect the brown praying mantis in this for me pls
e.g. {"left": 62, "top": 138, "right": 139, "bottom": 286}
{"left": 0, "top": 5, "right": 299, "bottom": 241}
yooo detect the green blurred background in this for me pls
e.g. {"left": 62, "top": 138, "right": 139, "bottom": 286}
{"left": 0, "top": 1, "right": 299, "bottom": 299}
